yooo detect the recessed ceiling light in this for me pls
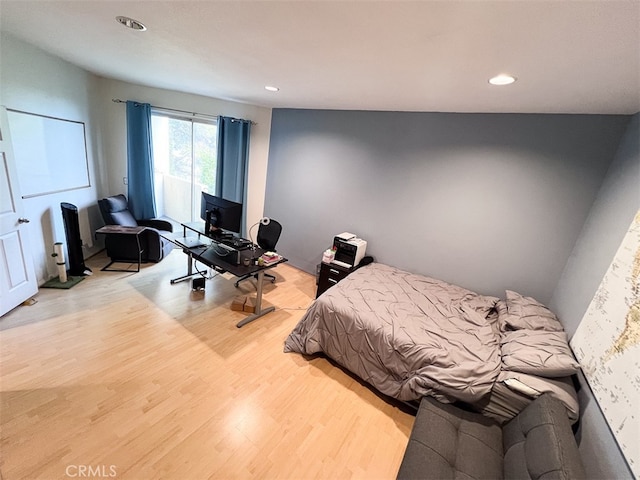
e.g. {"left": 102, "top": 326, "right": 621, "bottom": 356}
{"left": 265, "top": 86, "right": 279, "bottom": 92}
{"left": 489, "top": 74, "right": 517, "bottom": 86}
{"left": 116, "top": 16, "right": 147, "bottom": 31}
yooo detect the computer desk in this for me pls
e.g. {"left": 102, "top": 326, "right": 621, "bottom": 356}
{"left": 163, "top": 224, "right": 287, "bottom": 328}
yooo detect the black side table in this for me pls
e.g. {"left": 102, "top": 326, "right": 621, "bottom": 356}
{"left": 95, "top": 225, "right": 147, "bottom": 272}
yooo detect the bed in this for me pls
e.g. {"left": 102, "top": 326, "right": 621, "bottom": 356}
{"left": 284, "top": 263, "right": 580, "bottom": 423}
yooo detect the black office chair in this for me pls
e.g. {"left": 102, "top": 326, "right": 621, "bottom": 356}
{"left": 235, "top": 218, "right": 282, "bottom": 288}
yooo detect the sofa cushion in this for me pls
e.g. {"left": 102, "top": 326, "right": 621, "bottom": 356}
{"left": 101, "top": 194, "right": 138, "bottom": 227}
{"left": 103, "top": 193, "right": 129, "bottom": 213}
{"left": 502, "top": 394, "right": 586, "bottom": 479}
{"left": 110, "top": 210, "right": 138, "bottom": 227}
{"left": 397, "top": 397, "right": 503, "bottom": 480}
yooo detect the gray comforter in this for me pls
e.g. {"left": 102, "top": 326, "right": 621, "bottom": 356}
{"left": 284, "top": 263, "right": 502, "bottom": 404}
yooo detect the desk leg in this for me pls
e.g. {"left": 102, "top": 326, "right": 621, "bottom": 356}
{"left": 236, "top": 270, "right": 275, "bottom": 328}
{"left": 135, "top": 232, "right": 142, "bottom": 272}
{"left": 170, "top": 250, "right": 199, "bottom": 284}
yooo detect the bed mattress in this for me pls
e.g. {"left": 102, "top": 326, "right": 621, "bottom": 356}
{"left": 285, "top": 263, "right": 502, "bottom": 404}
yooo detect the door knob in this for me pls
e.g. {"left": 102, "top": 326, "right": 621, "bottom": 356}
{"left": 18, "top": 218, "right": 30, "bottom": 224}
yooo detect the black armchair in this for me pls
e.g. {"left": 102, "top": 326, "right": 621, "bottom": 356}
{"left": 235, "top": 218, "right": 282, "bottom": 287}
{"left": 98, "top": 194, "right": 174, "bottom": 263}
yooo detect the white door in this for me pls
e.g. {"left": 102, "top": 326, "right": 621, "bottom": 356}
{"left": 0, "top": 106, "right": 38, "bottom": 316}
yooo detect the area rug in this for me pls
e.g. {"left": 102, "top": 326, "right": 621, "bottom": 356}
{"left": 41, "top": 275, "right": 85, "bottom": 289}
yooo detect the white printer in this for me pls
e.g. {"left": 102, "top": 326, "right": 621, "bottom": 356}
{"left": 332, "top": 232, "right": 367, "bottom": 268}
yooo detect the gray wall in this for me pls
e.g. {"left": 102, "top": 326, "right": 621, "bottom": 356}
{"left": 266, "top": 108, "right": 638, "bottom": 479}
{"left": 549, "top": 113, "right": 639, "bottom": 479}
{"left": 265, "top": 109, "right": 629, "bottom": 303}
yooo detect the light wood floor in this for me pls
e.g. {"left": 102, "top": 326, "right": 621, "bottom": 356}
{"left": 0, "top": 249, "right": 414, "bottom": 480}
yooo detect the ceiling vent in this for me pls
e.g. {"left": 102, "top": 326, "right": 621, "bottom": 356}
{"left": 116, "top": 16, "right": 147, "bottom": 31}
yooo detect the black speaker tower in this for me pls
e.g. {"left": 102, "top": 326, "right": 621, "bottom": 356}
{"left": 60, "top": 202, "right": 91, "bottom": 276}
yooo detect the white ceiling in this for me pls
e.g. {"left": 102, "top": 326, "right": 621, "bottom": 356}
{"left": 1, "top": 1, "right": 639, "bottom": 114}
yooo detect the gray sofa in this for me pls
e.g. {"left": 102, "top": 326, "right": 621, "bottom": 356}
{"left": 397, "top": 394, "right": 586, "bottom": 479}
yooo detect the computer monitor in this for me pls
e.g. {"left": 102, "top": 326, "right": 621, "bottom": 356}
{"left": 200, "top": 192, "right": 243, "bottom": 237}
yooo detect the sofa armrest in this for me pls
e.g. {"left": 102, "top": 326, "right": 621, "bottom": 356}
{"left": 138, "top": 218, "right": 173, "bottom": 232}
{"left": 502, "top": 394, "right": 586, "bottom": 479}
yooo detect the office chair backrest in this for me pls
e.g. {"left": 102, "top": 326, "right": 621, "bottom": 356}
{"left": 257, "top": 219, "right": 282, "bottom": 252}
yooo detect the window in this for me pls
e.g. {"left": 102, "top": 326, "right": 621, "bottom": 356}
{"left": 151, "top": 112, "right": 218, "bottom": 223}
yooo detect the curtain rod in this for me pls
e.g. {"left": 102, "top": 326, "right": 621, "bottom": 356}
{"left": 111, "top": 98, "right": 256, "bottom": 125}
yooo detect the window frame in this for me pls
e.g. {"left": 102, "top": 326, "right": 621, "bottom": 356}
{"left": 151, "top": 109, "right": 218, "bottom": 223}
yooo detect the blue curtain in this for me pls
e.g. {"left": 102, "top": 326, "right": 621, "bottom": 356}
{"left": 126, "top": 101, "right": 156, "bottom": 219}
{"left": 216, "top": 116, "right": 251, "bottom": 234}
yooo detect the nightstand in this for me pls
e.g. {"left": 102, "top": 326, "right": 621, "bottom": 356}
{"left": 316, "top": 262, "right": 354, "bottom": 298}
